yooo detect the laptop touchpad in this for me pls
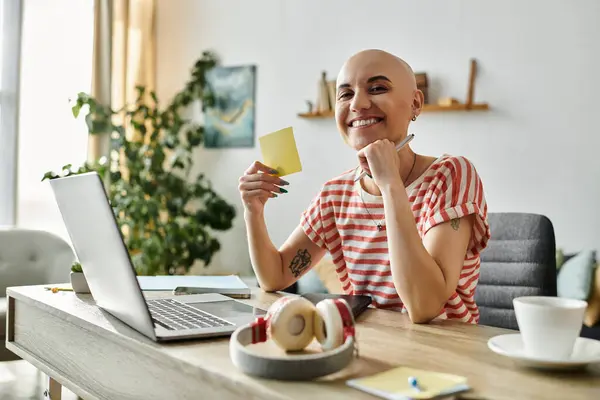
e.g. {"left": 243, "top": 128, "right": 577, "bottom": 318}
{"left": 188, "top": 300, "right": 266, "bottom": 319}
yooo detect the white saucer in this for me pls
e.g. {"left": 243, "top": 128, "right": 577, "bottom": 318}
{"left": 487, "top": 334, "right": 600, "bottom": 370}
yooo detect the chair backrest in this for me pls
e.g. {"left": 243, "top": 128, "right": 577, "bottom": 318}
{"left": 475, "top": 213, "right": 557, "bottom": 330}
{"left": 0, "top": 227, "right": 76, "bottom": 296}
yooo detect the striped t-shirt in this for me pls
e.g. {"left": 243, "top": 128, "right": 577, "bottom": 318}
{"left": 301, "top": 154, "right": 490, "bottom": 323}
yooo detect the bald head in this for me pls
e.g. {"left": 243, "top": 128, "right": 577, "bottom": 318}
{"left": 336, "top": 49, "right": 417, "bottom": 93}
{"left": 333, "top": 49, "right": 424, "bottom": 150}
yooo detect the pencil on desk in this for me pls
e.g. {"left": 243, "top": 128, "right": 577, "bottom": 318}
{"left": 45, "top": 287, "right": 74, "bottom": 293}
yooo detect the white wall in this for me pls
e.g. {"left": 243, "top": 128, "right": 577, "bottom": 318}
{"left": 156, "top": 0, "right": 600, "bottom": 275}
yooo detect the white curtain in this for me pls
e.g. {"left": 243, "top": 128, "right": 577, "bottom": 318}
{"left": 87, "top": 0, "right": 156, "bottom": 163}
{"left": 87, "top": 0, "right": 113, "bottom": 162}
{"left": 0, "top": 0, "right": 23, "bottom": 226}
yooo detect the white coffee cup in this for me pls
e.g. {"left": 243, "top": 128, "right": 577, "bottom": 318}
{"left": 513, "top": 296, "right": 587, "bottom": 360}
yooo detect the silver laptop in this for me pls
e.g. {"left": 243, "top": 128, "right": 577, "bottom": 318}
{"left": 49, "top": 172, "right": 264, "bottom": 342}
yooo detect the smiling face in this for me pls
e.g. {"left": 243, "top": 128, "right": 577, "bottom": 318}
{"left": 335, "top": 50, "right": 423, "bottom": 150}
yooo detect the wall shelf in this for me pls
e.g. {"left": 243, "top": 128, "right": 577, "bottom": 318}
{"left": 297, "top": 102, "right": 489, "bottom": 119}
{"left": 422, "top": 103, "right": 489, "bottom": 112}
{"left": 298, "top": 59, "right": 489, "bottom": 119}
{"left": 298, "top": 110, "right": 335, "bottom": 119}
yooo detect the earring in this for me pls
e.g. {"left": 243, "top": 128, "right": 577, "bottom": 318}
{"left": 411, "top": 115, "right": 417, "bottom": 121}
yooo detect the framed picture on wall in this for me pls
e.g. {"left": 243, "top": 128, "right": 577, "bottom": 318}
{"left": 204, "top": 65, "right": 256, "bottom": 148}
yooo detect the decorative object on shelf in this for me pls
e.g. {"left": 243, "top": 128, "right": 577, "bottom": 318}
{"left": 315, "top": 71, "right": 332, "bottom": 114}
{"left": 306, "top": 70, "right": 337, "bottom": 116}
{"left": 70, "top": 262, "right": 90, "bottom": 293}
{"left": 415, "top": 72, "right": 429, "bottom": 104}
{"left": 437, "top": 97, "right": 460, "bottom": 107}
{"left": 327, "top": 80, "right": 336, "bottom": 109}
{"left": 42, "top": 51, "right": 237, "bottom": 276}
{"left": 298, "top": 59, "right": 489, "bottom": 118}
{"left": 204, "top": 65, "right": 256, "bottom": 148}
{"left": 305, "top": 100, "right": 314, "bottom": 113}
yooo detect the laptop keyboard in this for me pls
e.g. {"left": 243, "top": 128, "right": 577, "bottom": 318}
{"left": 147, "top": 298, "right": 233, "bottom": 331}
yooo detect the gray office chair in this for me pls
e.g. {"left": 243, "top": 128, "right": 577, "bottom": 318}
{"left": 475, "top": 213, "right": 557, "bottom": 330}
{"left": 0, "top": 227, "right": 75, "bottom": 362}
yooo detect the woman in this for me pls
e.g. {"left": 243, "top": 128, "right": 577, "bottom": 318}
{"left": 238, "top": 49, "right": 490, "bottom": 324}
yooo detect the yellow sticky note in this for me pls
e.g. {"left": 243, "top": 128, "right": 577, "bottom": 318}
{"left": 346, "top": 366, "right": 469, "bottom": 399}
{"left": 258, "top": 126, "right": 302, "bottom": 177}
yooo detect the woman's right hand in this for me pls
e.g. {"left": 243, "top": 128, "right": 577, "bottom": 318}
{"left": 238, "top": 161, "right": 289, "bottom": 214}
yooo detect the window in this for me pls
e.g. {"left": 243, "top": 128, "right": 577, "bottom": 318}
{"left": 16, "top": 0, "right": 94, "bottom": 240}
{"left": 0, "top": 0, "right": 22, "bottom": 226}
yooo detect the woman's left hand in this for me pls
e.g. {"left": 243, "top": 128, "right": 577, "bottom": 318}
{"left": 357, "top": 139, "right": 403, "bottom": 187}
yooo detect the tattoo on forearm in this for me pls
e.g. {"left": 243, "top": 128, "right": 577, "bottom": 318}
{"left": 450, "top": 218, "right": 460, "bottom": 231}
{"left": 289, "top": 249, "right": 311, "bottom": 277}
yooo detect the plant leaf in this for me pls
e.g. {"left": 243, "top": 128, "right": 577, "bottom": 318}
{"left": 72, "top": 103, "right": 81, "bottom": 118}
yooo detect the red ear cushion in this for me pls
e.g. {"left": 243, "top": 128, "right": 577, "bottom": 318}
{"left": 269, "top": 297, "right": 316, "bottom": 351}
{"left": 332, "top": 298, "right": 355, "bottom": 342}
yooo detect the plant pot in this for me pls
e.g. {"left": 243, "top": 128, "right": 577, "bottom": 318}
{"left": 70, "top": 271, "right": 90, "bottom": 293}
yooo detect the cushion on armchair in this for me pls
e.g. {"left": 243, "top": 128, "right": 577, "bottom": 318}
{"left": 584, "top": 264, "right": 600, "bottom": 327}
{"left": 557, "top": 250, "right": 596, "bottom": 300}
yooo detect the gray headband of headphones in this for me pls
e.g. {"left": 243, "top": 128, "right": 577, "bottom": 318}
{"left": 229, "top": 324, "right": 357, "bottom": 381}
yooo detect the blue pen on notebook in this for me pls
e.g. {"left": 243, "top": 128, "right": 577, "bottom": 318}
{"left": 409, "top": 376, "right": 423, "bottom": 392}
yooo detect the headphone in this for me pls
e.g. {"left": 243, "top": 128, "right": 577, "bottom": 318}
{"left": 229, "top": 296, "right": 358, "bottom": 381}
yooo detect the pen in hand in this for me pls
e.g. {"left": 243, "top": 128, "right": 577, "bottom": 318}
{"left": 354, "top": 134, "right": 415, "bottom": 182}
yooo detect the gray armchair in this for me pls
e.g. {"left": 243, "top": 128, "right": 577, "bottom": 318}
{"left": 475, "top": 213, "right": 557, "bottom": 330}
{"left": 1, "top": 227, "right": 75, "bottom": 361}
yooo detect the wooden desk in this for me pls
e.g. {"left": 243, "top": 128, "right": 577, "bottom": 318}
{"left": 5, "top": 285, "right": 600, "bottom": 400}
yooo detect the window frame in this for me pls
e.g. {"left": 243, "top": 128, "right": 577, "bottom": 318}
{"left": 0, "top": 0, "right": 23, "bottom": 226}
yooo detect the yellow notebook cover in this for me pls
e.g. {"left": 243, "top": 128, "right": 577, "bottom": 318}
{"left": 258, "top": 126, "right": 302, "bottom": 177}
{"left": 346, "top": 366, "right": 469, "bottom": 400}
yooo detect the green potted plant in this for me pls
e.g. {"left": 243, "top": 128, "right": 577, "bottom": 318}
{"left": 70, "top": 262, "right": 90, "bottom": 293}
{"left": 44, "top": 51, "right": 236, "bottom": 278}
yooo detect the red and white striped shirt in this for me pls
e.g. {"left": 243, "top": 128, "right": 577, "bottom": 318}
{"left": 301, "top": 154, "right": 491, "bottom": 323}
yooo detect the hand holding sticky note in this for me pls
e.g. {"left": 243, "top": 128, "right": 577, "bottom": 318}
{"left": 258, "top": 127, "right": 302, "bottom": 177}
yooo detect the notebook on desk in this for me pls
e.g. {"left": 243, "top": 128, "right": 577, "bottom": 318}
{"left": 137, "top": 275, "right": 252, "bottom": 298}
{"left": 346, "top": 366, "right": 470, "bottom": 400}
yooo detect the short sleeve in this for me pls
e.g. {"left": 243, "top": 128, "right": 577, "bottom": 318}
{"left": 422, "top": 156, "right": 491, "bottom": 256}
{"left": 300, "top": 191, "right": 328, "bottom": 250}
